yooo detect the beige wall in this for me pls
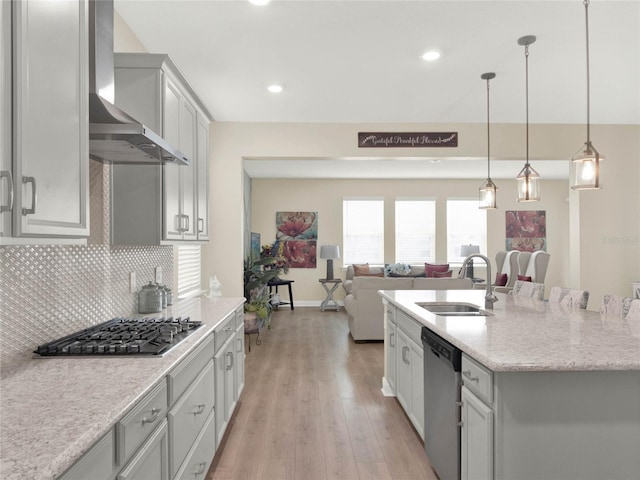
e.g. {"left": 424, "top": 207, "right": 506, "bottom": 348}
{"left": 250, "top": 177, "right": 569, "bottom": 304}
{"left": 206, "top": 122, "right": 639, "bottom": 311}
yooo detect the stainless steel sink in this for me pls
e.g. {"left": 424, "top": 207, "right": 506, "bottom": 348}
{"left": 419, "top": 303, "right": 491, "bottom": 316}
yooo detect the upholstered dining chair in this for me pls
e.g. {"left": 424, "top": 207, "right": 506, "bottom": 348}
{"left": 510, "top": 280, "right": 545, "bottom": 300}
{"left": 600, "top": 294, "right": 640, "bottom": 320}
{"left": 548, "top": 286, "right": 590, "bottom": 310}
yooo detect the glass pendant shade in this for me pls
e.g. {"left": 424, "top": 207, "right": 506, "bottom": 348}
{"left": 516, "top": 163, "right": 540, "bottom": 202}
{"left": 571, "top": 141, "right": 602, "bottom": 190}
{"left": 479, "top": 178, "right": 497, "bottom": 209}
{"left": 571, "top": 0, "right": 603, "bottom": 190}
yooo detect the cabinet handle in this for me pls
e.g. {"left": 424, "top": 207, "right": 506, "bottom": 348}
{"left": 463, "top": 370, "right": 479, "bottom": 382}
{"left": 21, "top": 176, "right": 36, "bottom": 215}
{"left": 389, "top": 332, "right": 395, "bottom": 348}
{"left": 198, "top": 217, "right": 204, "bottom": 233}
{"left": 184, "top": 214, "right": 190, "bottom": 232}
{"left": 226, "top": 351, "right": 234, "bottom": 370}
{"left": 141, "top": 407, "right": 161, "bottom": 424}
{"left": 237, "top": 337, "right": 243, "bottom": 353}
{"left": 194, "top": 461, "right": 207, "bottom": 476}
{"left": 405, "top": 346, "right": 410, "bottom": 365}
{"left": 0, "top": 171, "right": 13, "bottom": 213}
{"left": 192, "top": 403, "right": 206, "bottom": 416}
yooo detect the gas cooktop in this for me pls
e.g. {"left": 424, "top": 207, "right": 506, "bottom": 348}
{"left": 34, "top": 317, "right": 203, "bottom": 357}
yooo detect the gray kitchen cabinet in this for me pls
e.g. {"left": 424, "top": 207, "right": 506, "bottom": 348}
{"left": 58, "top": 430, "right": 116, "bottom": 480}
{"left": 174, "top": 408, "right": 216, "bottom": 480}
{"left": 195, "top": 111, "right": 210, "bottom": 241}
{"left": 460, "top": 354, "right": 493, "bottom": 480}
{"left": 394, "top": 309, "right": 424, "bottom": 440}
{"left": 214, "top": 334, "right": 235, "bottom": 445}
{"left": 110, "top": 53, "right": 211, "bottom": 244}
{"left": 0, "top": 0, "right": 11, "bottom": 237}
{"left": 461, "top": 386, "right": 493, "bottom": 480}
{"left": 383, "top": 302, "right": 397, "bottom": 394}
{"left": 1, "top": 0, "right": 89, "bottom": 243}
{"left": 213, "top": 309, "right": 242, "bottom": 446}
{"left": 117, "top": 420, "right": 169, "bottom": 480}
{"left": 234, "top": 310, "right": 245, "bottom": 400}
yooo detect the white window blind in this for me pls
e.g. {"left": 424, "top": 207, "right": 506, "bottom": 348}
{"left": 395, "top": 199, "right": 436, "bottom": 264}
{"left": 343, "top": 198, "right": 384, "bottom": 265}
{"left": 446, "top": 199, "right": 487, "bottom": 263}
{"left": 177, "top": 245, "right": 202, "bottom": 298}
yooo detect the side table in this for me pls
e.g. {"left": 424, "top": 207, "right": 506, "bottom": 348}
{"left": 267, "top": 278, "right": 295, "bottom": 310}
{"left": 319, "top": 278, "right": 342, "bottom": 311}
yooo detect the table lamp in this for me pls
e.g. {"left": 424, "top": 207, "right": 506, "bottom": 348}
{"left": 460, "top": 244, "right": 480, "bottom": 278}
{"left": 320, "top": 245, "right": 340, "bottom": 280}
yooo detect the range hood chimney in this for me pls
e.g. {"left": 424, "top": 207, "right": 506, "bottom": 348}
{"left": 88, "top": 0, "right": 189, "bottom": 165}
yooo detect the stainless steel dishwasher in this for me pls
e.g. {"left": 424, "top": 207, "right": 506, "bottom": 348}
{"left": 422, "top": 327, "right": 462, "bottom": 480}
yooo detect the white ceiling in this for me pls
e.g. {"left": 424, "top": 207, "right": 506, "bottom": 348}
{"left": 114, "top": 0, "right": 640, "bottom": 179}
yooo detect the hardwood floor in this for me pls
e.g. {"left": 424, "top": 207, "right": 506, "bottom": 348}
{"left": 207, "top": 307, "right": 437, "bottom": 480}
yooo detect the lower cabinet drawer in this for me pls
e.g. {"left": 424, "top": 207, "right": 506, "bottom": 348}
{"left": 214, "top": 313, "right": 235, "bottom": 352}
{"left": 175, "top": 407, "right": 216, "bottom": 480}
{"left": 167, "top": 333, "right": 215, "bottom": 405}
{"left": 168, "top": 359, "right": 215, "bottom": 479}
{"left": 461, "top": 354, "right": 493, "bottom": 405}
{"left": 117, "top": 420, "right": 169, "bottom": 480}
{"left": 58, "top": 429, "right": 115, "bottom": 480}
{"left": 117, "top": 381, "right": 168, "bottom": 466}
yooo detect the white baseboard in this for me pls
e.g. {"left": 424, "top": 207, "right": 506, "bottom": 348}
{"left": 381, "top": 377, "right": 396, "bottom": 397}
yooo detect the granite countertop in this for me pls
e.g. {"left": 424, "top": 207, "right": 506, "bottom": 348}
{"left": 380, "top": 289, "right": 640, "bottom": 372}
{"left": 0, "top": 296, "right": 245, "bottom": 480}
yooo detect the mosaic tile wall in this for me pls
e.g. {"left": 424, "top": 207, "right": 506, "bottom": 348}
{"left": 0, "top": 244, "right": 173, "bottom": 378}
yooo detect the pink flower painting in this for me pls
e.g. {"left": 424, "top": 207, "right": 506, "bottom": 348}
{"left": 275, "top": 212, "right": 318, "bottom": 268}
{"left": 505, "top": 210, "right": 546, "bottom": 252}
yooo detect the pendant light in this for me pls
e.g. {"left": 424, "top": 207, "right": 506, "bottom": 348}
{"left": 516, "top": 35, "right": 540, "bottom": 202}
{"left": 479, "top": 72, "right": 497, "bottom": 209}
{"left": 571, "top": 0, "right": 603, "bottom": 190}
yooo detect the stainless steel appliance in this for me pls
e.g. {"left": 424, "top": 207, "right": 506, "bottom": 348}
{"left": 35, "top": 317, "right": 202, "bottom": 356}
{"left": 422, "top": 327, "right": 463, "bottom": 480}
{"left": 88, "top": 0, "right": 189, "bottom": 165}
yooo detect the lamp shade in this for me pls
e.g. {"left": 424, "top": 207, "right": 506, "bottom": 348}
{"left": 460, "top": 244, "right": 480, "bottom": 257}
{"left": 320, "top": 245, "right": 340, "bottom": 259}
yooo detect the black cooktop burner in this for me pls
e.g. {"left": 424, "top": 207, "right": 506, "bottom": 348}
{"left": 35, "top": 317, "right": 203, "bottom": 356}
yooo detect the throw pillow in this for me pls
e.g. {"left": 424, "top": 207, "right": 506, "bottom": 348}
{"left": 353, "top": 263, "right": 370, "bottom": 276}
{"left": 433, "top": 270, "right": 452, "bottom": 278}
{"left": 518, "top": 275, "right": 532, "bottom": 282}
{"left": 495, "top": 273, "right": 508, "bottom": 286}
{"left": 425, "top": 263, "right": 450, "bottom": 278}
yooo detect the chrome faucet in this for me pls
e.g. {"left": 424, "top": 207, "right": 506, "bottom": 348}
{"left": 460, "top": 253, "right": 498, "bottom": 309}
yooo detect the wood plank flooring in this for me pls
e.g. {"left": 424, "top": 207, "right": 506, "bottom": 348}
{"left": 207, "top": 307, "right": 437, "bottom": 480}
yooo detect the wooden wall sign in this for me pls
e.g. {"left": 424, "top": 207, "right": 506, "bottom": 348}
{"left": 358, "top": 132, "right": 458, "bottom": 148}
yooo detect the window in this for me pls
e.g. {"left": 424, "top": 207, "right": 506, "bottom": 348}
{"left": 446, "top": 199, "right": 487, "bottom": 263}
{"left": 395, "top": 199, "right": 436, "bottom": 264}
{"left": 177, "top": 245, "right": 202, "bottom": 298}
{"left": 343, "top": 198, "right": 384, "bottom": 264}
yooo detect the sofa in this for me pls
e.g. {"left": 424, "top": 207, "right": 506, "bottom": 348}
{"left": 343, "top": 264, "right": 473, "bottom": 341}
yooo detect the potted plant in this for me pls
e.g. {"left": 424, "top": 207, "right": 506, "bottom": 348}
{"left": 243, "top": 256, "right": 280, "bottom": 330}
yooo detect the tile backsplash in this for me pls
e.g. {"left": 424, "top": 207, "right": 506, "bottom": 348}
{"left": 0, "top": 244, "right": 173, "bottom": 378}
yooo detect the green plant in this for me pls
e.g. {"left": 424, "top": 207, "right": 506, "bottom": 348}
{"left": 243, "top": 256, "right": 281, "bottom": 329}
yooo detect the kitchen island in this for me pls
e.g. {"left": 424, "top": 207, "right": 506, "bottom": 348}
{"left": 0, "top": 296, "right": 245, "bottom": 480}
{"left": 380, "top": 289, "right": 640, "bottom": 480}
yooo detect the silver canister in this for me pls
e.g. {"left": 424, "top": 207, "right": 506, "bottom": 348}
{"left": 138, "top": 282, "right": 162, "bottom": 314}
{"left": 156, "top": 283, "right": 167, "bottom": 308}
{"left": 164, "top": 286, "right": 173, "bottom": 306}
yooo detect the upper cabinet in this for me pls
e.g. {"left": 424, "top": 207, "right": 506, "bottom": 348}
{"left": 111, "top": 54, "right": 211, "bottom": 244}
{"left": 1, "top": 0, "right": 90, "bottom": 244}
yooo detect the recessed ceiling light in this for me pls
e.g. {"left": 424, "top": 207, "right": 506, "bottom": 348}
{"left": 249, "top": 0, "right": 271, "bottom": 6}
{"left": 267, "top": 84, "right": 284, "bottom": 94}
{"left": 422, "top": 50, "right": 441, "bottom": 62}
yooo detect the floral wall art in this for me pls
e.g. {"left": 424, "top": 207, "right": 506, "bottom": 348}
{"left": 506, "top": 210, "right": 547, "bottom": 252}
{"left": 276, "top": 211, "right": 318, "bottom": 268}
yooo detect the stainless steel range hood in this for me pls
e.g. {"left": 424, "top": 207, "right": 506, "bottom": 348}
{"left": 88, "top": 0, "right": 189, "bottom": 166}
